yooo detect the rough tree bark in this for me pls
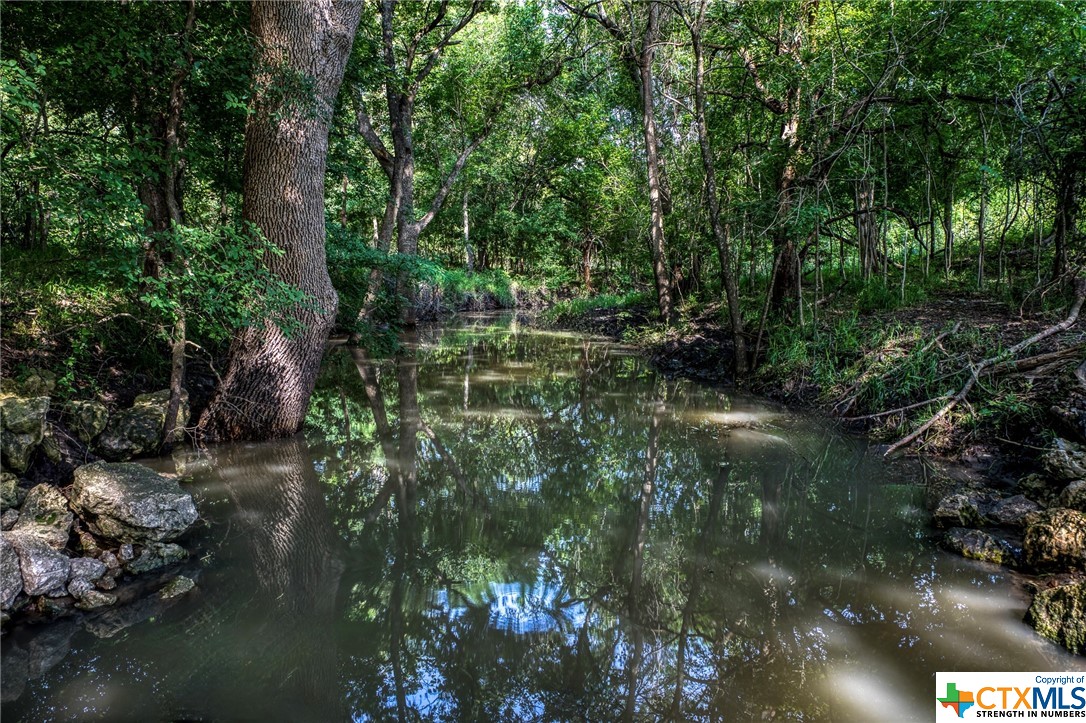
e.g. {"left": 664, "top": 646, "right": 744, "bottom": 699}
{"left": 199, "top": 0, "right": 362, "bottom": 442}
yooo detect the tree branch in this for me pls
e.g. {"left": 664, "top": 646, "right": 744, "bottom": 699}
{"left": 352, "top": 86, "right": 394, "bottom": 180}
{"left": 886, "top": 277, "right": 1086, "bottom": 456}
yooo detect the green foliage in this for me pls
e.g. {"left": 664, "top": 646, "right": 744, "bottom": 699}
{"left": 543, "top": 291, "right": 650, "bottom": 325}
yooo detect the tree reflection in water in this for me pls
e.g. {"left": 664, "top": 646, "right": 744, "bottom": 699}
{"left": 6, "top": 316, "right": 1082, "bottom": 721}
{"left": 304, "top": 316, "right": 1083, "bottom": 721}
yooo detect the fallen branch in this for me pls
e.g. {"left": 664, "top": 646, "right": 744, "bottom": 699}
{"left": 830, "top": 322, "right": 961, "bottom": 416}
{"left": 842, "top": 394, "right": 952, "bottom": 421}
{"left": 885, "top": 276, "right": 1086, "bottom": 456}
{"left": 1077, "top": 359, "right": 1086, "bottom": 390}
{"left": 916, "top": 321, "right": 961, "bottom": 356}
{"left": 984, "top": 342, "right": 1086, "bottom": 377}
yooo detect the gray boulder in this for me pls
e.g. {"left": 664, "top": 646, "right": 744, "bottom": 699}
{"left": 987, "top": 495, "right": 1042, "bottom": 528}
{"left": 1, "top": 534, "right": 23, "bottom": 609}
{"left": 68, "top": 556, "right": 107, "bottom": 583}
{"left": 1058, "top": 480, "right": 1086, "bottom": 512}
{"left": 1042, "top": 438, "right": 1086, "bottom": 482}
{"left": 7, "top": 531, "right": 70, "bottom": 596}
{"left": 124, "top": 542, "right": 187, "bottom": 574}
{"left": 65, "top": 399, "right": 109, "bottom": 444}
{"left": 1, "top": 509, "right": 18, "bottom": 530}
{"left": 70, "top": 462, "right": 198, "bottom": 543}
{"left": 942, "top": 527, "right": 1019, "bottom": 566}
{"left": 96, "top": 390, "right": 188, "bottom": 461}
{"left": 0, "top": 396, "right": 49, "bottom": 473}
{"left": 12, "top": 484, "right": 73, "bottom": 550}
{"left": 1023, "top": 508, "right": 1086, "bottom": 571}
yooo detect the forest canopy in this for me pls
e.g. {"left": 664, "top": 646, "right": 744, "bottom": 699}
{"left": 2, "top": 0, "right": 1084, "bottom": 439}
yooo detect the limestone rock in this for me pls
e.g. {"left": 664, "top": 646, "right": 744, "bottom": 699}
{"left": 12, "top": 484, "right": 73, "bottom": 550}
{"left": 96, "top": 390, "right": 188, "bottom": 461}
{"left": 1025, "top": 581, "right": 1086, "bottom": 655}
{"left": 1023, "top": 508, "right": 1086, "bottom": 571}
{"left": 987, "top": 495, "right": 1042, "bottom": 528}
{"left": 1058, "top": 480, "right": 1086, "bottom": 512}
{"left": 39, "top": 426, "right": 62, "bottom": 463}
{"left": 0, "top": 396, "right": 50, "bottom": 435}
{"left": 71, "top": 462, "right": 198, "bottom": 543}
{"left": 1, "top": 533, "right": 23, "bottom": 609}
{"left": 74, "top": 589, "right": 116, "bottom": 611}
{"left": 942, "top": 527, "right": 1019, "bottom": 566}
{"left": 65, "top": 400, "right": 109, "bottom": 444}
{"left": 7, "top": 531, "right": 70, "bottom": 596}
{"left": 1042, "top": 438, "right": 1086, "bottom": 482}
{"left": 933, "top": 493, "right": 991, "bottom": 529}
{"left": 18, "top": 369, "right": 56, "bottom": 397}
{"left": 125, "top": 542, "right": 186, "bottom": 574}
{"left": 1, "top": 472, "right": 26, "bottom": 511}
{"left": 0, "top": 396, "right": 49, "bottom": 473}
{"left": 159, "top": 575, "right": 195, "bottom": 599}
{"left": 1018, "top": 473, "right": 1061, "bottom": 508}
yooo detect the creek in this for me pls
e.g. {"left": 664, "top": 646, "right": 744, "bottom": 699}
{"left": 3, "top": 314, "right": 1083, "bottom": 721}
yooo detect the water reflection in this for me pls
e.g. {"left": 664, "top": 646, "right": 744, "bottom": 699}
{"left": 4, "top": 315, "right": 1083, "bottom": 721}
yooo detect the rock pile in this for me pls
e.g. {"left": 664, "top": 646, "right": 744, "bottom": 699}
{"left": 932, "top": 436, "right": 1086, "bottom": 655}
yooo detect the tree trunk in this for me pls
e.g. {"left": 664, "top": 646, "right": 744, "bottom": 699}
{"left": 199, "top": 0, "right": 361, "bottom": 442}
{"left": 689, "top": 4, "right": 747, "bottom": 375}
{"left": 637, "top": 3, "right": 674, "bottom": 323}
{"left": 1052, "top": 158, "right": 1079, "bottom": 281}
{"left": 463, "top": 186, "right": 473, "bottom": 272}
{"left": 855, "top": 178, "right": 877, "bottom": 280}
{"left": 943, "top": 180, "right": 955, "bottom": 278}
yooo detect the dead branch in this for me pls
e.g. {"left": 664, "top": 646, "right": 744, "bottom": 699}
{"left": 916, "top": 321, "right": 961, "bottom": 356}
{"left": 885, "top": 276, "right": 1086, "bottom": 456}
{"left": 843, "top": 394, "right": 952, "bottom": 421}
{"left": 984, "top": 343, "right": 1086, "bottom": 377}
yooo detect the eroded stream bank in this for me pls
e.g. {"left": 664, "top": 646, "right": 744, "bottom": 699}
{"left": 3, "top": 314, "right": 1084, "bottom": 721}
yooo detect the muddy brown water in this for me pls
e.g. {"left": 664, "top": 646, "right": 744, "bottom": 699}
{"left": 3, "top": 314, "right": 1083, "bottom": 721}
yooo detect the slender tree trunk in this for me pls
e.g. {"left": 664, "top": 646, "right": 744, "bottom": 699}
{"left": 636, "top": 3, "right": 673, "bottom": 323}
{"left": 689, "top": 5, "right": 747, "bottom": 375}
{"left": 978, "top": 116, "right": 988, "bottom": 288}
{"left": 1052, "top": 160, "right": 1079, "bottom": 282}
{"left": 943, "top": 180, "right": 955, "bottom": 278}
{"left": 199, "top": 0, "right": 361, "bottom": 442}
{"left": 463, "top": 186, "right": 473, "bottom": 272}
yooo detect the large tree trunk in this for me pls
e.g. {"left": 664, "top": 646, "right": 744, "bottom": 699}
{"left": 199, "top": 0, "right": 361, "bottom": 442}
